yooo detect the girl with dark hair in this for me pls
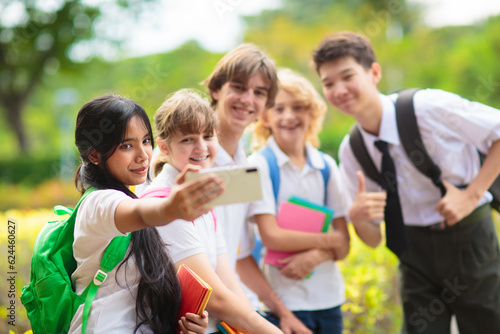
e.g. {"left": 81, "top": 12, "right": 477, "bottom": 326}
{"left": 69, "top": 94, "right": 224, "bottom": 334}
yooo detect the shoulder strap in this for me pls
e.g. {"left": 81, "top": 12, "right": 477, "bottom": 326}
{"left": 348, "top": 125, "right": 382, "bottom": 186}
{"left": 81, "top": 234, "right": 131, "bottom": 334}
{"left": 395, "top": 88, "right": 446, "bottom": 196}
{"left": 318, "top": 153, "right": 330, "bottom": 206}
{"left": 260, "top": 146, "right": 330, "bottom": 205}
{"left": 52, "top": 187, "right": 98, "bottom": 222}
{"left": 260, "top": 146, "right": 280, "bottom": 205}
{"left": 79, "top": 187, "right": 132, "bottom": 334}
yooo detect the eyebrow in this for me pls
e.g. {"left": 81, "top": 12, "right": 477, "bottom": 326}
{"left": 231, "top": 79, "right": 270, "bottom": 92}
{"left": 121, "top": 134, "right": 150, "bottom": 143}
{"left": 321, "top": 67, "right": 354, "bottom": 82}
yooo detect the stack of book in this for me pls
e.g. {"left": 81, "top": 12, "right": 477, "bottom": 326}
{"left": 264, "top": 196, "right": 334, "bottom": 268}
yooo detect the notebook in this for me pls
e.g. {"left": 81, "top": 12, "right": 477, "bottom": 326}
{"left": 177, "top": 264, "right": 212, "bottom": 318}
{"left": 287, "top": 196, "right": 334, "bottom": 232}
{"left": 264, "top": 199, "right": 333, "bottom": 268}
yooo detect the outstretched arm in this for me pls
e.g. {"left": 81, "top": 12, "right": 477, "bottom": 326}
{"left": 115, "top": 166, "right": 225, "bottom": 233}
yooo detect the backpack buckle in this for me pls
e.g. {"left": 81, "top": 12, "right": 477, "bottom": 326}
{"left": 93, "top": 269, "right": 108, "bottom": 286}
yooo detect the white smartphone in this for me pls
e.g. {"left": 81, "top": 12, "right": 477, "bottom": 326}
{"left": 185, "top": 165, "right": 262, "bottom": 206}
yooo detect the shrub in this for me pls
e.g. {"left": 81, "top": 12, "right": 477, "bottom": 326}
{"left": 0, "top": 179, "right": 80, "bottom": 211}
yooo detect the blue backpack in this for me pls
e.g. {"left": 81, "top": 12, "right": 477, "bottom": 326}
{"left": 251, "top": 146, "right": 331, "bottom": 261}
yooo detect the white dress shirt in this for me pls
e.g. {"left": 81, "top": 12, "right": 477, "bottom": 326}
{"left": 339, "top": 89, "right": 500, "bottom": 226}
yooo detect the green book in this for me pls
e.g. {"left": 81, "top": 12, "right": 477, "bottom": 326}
{"left": 287, "top": 196, "right": 334, "bottom": 232}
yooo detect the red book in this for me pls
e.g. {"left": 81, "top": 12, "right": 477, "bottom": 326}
{"left": 177, "top": 264, "right": 212, "bottom": 318}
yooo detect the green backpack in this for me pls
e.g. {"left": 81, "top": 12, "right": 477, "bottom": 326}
{"left": 20, "top": 187, "right": 132, "bottom": 334}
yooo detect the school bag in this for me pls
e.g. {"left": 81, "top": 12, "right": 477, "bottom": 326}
{"left": 349, "top": 88, "right": 500, "bottom": 212}
{"left": 20, "top": 187, "right": 132, "bottom": 334}
{"left": 251, "top": 145, "right": 331, "bottom": 261}
{"left": 260, "top": 145, "right": 331, "bottom": 206}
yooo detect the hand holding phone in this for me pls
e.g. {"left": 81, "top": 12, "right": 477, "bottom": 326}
{"left": 185, "top": 165, "right": 262, "bottom": 206}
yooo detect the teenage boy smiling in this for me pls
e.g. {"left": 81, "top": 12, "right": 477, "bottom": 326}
{"left": 313, "top": 31, "right": 500, "bottom": 334}
{"left": 204, "top": 43, "right": 312, "bottom": 334}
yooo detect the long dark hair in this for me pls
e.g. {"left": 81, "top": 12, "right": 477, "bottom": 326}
{"left": 74, "top": 95, "right": 181, "bottom": 333}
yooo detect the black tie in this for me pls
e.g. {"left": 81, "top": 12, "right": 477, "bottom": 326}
{"left": 374, "top": 140, "right": 408, "bottom": 257}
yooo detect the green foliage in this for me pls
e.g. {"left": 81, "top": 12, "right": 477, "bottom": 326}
{"left": 1, "top": 209, "right": 58, "bottom": 334}
{"left": 0, "top": 179, "right": 79, "bottom": 211}
{"left": 0, "top": 155, "right": 61, "bottom": 185}
{"left": 339, "top": 225, "right": 402, "bottom": 333}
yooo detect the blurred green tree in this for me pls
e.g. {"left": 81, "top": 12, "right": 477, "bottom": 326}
{"left": 0, "top": 0, "right": 153, "bottom": 153}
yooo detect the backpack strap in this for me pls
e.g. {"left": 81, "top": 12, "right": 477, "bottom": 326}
{"left": 348, "top": 125, "right": 382, "bottom": 186}
{"left": 260, "top": 146, "right": 280, "bottom": 205}
{"left": 75, "top": 188, "right": 131, "bottom": 334}
{"left": 318, "top": 153, "right": 331, "bottom": 206}
{"left": 395, "top": 88, "right": 446, "bottom": 196}
{"left": 260, "top": 146, "right": 330, "bottom": 206}
{"left": 81, "top": 234, "right": 131, "bottom": 334}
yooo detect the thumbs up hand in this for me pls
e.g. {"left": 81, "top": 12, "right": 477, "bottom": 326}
{"left": 349, "top": 171, "right": 387, "bottom": 224}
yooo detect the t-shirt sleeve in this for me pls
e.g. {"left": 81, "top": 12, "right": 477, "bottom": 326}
{"left": 247, "top": 152, "right": 277, "bottom": 220}
{"left": 156, "top": 220, "right": 207, "bottom": 263}
{"left": 77, "top": 189, "right": 129, "bottom": 240}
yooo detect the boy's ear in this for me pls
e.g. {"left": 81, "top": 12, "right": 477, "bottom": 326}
{"left": 156, "top": 137, "right": 170, "bottom": 155}
{"left": 89, "top": 150, "right": 101, "bottom": 165}
{"left": 211, "top": 89, "right": 220, "bottom": 104}
{"left": 370, "top": 62, "right": 382, "bottom": 85}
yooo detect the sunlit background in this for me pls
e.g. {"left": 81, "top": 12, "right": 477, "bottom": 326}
{"left": 1, "top": 1, "right": 500, "bottom": 332}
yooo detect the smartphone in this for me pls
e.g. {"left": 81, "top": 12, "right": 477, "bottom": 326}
{"left": 185, "top": 165, "right": 262, "bottom": 206}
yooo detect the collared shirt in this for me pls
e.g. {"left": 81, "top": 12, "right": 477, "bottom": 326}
{"left": 339, "top": 89, "right": 500, "bottom": 226}
{"left": 248, "top": 136, "right": 348, "bottom": 218}
{"left": 212, "top": 141, "right": 254, "bottom": 267}
{"left": 246, "top": 136, "right": 347, "bottom": 310}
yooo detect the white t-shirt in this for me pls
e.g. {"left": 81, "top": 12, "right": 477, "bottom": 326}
{"left": 150, "top": 163, "right": 227, "bottom": 333}
{"left": 69, "top": 189, "right": 150, "bottom": 334}
{"left": 247, "top": 137, "right": 348, "bottom": 311}
{"left": 212, "top": 142, "right": 262, "bottom": 309}
{"left": 339, "top": 89, "right": 500, "bottom": 226}
{"left": 213, "top": 142, "right": 254, "bottom": 265}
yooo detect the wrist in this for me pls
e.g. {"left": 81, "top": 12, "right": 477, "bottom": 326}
{"left": 320, "top": 233, "right": 337, "bottom": 249}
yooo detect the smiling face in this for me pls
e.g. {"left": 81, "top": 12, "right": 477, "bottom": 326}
{"left": 161, "top": 129, "right": 218, "bottom": 172}
{"left": 263, "top": 89, "right": 311, "bottom": 150}
{"left": 212, "top": 72, "right": 270, "bottom": 136}
{"left": 319, "top": 56, "right": 381, "bottom": 118}
{"left": 105, "top": 115, "right": 153, "bottom": 187}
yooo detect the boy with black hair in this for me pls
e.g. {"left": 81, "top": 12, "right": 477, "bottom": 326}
{"left": 312, "top": 31, "right": 500, "bottom": 334}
